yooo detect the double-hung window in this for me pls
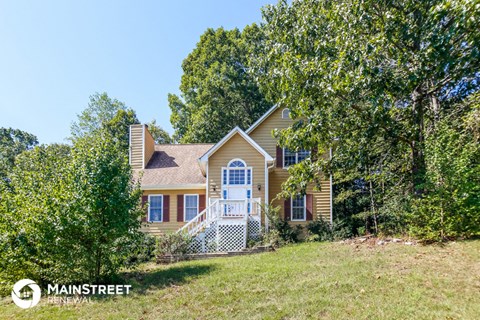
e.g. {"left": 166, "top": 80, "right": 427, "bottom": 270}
{"left": 149, "top": 195, "right": 163, "bottom": 222}
{"left": 283, "top": 148, "right": 310, "bottom": 168}
{"left": 184, "top": 194, "right": 199, "bottom": 221}
{"left": 291, "top": 195, "right": 306, "bottom": 221}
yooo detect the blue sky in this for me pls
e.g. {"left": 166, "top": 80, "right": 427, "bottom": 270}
{"left": 0, "top": 0, "right": 273, "bottom": 144}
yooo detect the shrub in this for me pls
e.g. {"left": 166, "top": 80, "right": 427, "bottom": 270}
{"left": 306, "top": 218, "right": 354, "bottom": 242}
{"left": 376, "top": 195, "right": 410, "bottom": 236}
{"left": 156, "top": 233, "right": 192, "bottom": 256}
{"left": 263, "top": 203, "right": 302, "bottom": 243}
{"left": 125, "top": 233, "right": 157, "bottom": 267}
{"left": 261, "top": 229, "right": 285, "bottom": 249}
{"left": 331, "top": 219, "right": 354, "bottom": 239}
{"left": 306, "top": 218, "right": 333, "bottom": 241}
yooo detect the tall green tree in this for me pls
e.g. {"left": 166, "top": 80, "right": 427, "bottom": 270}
{"left": 0, "top": 130, "right": 143, "bottom": 289}
{"left": 0, "top": 144, "right": 73, "bottom": 287}
{"left": 0, "top": 128, "right": 38, "bottom": 179}
{"left": 71, "top": 92, "right": 140, "bottom": 151}
{"left": 104, "top": 109, "right": 140, "bottom": 151}
{"left": 169, "top": 25, "right": 272, "bottom": 143}
{"left": 69, "top": 130, "right": 143, "bottom": 283}
{"left": 254, "top": 0, "right": 480, "bottom": 237}
{"left": 146, "top": 119, "right": 172, "bottom": 144}
{"left": 409, "top": 93, "right": 480, "bottom": 240}
{"left": 71, "top": 92, "right": 127, "bottom": 139}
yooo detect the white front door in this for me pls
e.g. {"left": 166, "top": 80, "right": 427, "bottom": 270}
{"left": 222, "top": 159, "right": 253, "bottom": 214}
{"left": 226, "top": 187, "right": 247, "bottom": 200}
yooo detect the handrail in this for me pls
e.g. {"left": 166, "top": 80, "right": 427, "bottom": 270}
{"left": 177, "top": 199, "right": 219, "bottom": 235}
{"left": 177, "top": 198, "right": 261, "bottom": 236}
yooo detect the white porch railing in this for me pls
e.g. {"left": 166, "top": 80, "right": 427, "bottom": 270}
{"left": 177, "top": 198, "right": 261, "bottom": 237}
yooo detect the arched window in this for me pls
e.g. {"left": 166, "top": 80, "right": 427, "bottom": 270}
{"left": 223, "top": 159, "right": 251, "bottom": 185}
{"left": 282, "top": 108, "right": 290, "bottom": 119}
{"left": 228, "top": 160, "right": 245, "bottom": 168}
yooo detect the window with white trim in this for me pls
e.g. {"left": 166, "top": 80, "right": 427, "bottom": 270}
{"left": 291, "top": 195, "right": 306, "bottom": 221}
{"left": 222, "top": 159, "right": 252, "bottom": 186}
{"left": 283, "top": 148, "right": 310, "bottom": 167}
{"left": 149, "top": 195, "right": 163, "bottom": 222}
{"left": 184, "top": 194, "right": 199, "bottom": 221}
{"left": 282, "top": 108, "right": 290, "bottom": 119}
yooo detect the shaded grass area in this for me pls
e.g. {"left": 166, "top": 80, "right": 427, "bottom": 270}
{"left": 1, "top": 241, "right": 479, "bottom": 319}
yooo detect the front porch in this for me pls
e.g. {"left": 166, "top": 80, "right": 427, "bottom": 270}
{"left": 178, "top": 198, "right": 264, "bottom": 253}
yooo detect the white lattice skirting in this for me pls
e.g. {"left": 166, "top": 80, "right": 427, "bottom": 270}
{"left": 188, "top": 217, "right": 262, "bottom": 253}
{"left": 247, "top": 216, "right": 261, "bottom": 241}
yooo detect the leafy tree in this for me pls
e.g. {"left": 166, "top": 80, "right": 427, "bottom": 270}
{"left": 254, "top": 0, "right": 480, "bottom": 237}
{"left": 0, "top": 144, "right": 73, "bottom": 288}
{"left": 71, "top": 92, "right": 127, "bottom": 139}
{"left": 104, "top": 108, "right": 140, "bottom": 151}
{"left": 68, "top": 130, "right": 143, "bottom": 282}
{"left": 147, "top": 119, "right": 172, "bottom": 144}
{"left": 0, "top": 128, "right": 38, "bottom": 179}
{"left": 169, "top": 25, "right": 272, "bottom": 143}
{"left": 71, "top": 92, "right": 140, "bottom": 151}
{"left": 0, "top": 129, "right": 143, "bottom": 289}
{"left": 409, "top": 94, "right": 480, "bottom": 240}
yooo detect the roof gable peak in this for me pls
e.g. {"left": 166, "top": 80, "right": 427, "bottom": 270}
{"left": 245, "top": 104, "right": 279, "bottom": 134}
{"left": 199, "top": 126, "right": 273, "bottom": 162}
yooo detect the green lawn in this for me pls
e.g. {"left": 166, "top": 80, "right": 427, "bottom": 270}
{"left": 1, "top": 240, "right": 479, "bottom": 319}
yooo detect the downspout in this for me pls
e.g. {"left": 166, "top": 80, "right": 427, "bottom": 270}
{"left": 206, "top": 160, "right": 209, "bottom": 203}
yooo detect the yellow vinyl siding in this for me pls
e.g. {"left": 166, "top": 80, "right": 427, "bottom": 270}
{"left": 249, "top": 107, "right": 332, "bottom": 223}
{"left": 208, "top": 133, "right": 266, "bottom": 201}
{"left": 130, "top": 124, "right": 144, "bottom": 169}
{"left": 269, "top": 168, "right": 331, "bottom": 223}
{"left": 144, "top": 126, "right": 155, "bottom": 167}
{"left": 140, "top": 188, "right": 206, "bottom": 236}
{"left": 249, "top": 107, "right": 293, "bottom": 157}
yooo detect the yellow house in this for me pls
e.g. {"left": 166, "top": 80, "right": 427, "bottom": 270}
{"left": 130, "top": 105, "right": 332, "bottom": 252}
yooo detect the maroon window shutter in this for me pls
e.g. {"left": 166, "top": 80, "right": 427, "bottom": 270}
{"left": 177, "top": 194, "right": 184, "bottom": 222}
{"left": 199, "top": 195, "right": 206, "bottom": 222}
{"left": 163, "top": 195, "right": 170, "bottom": 222}
{"left": 199, "top": 195, "right": 206, "bottom": 212}
{"left": 306, "top": 194, "right": 313, "bottom": 221}
{"left": 141, "top": 195, "right": 148, "bottom": 222}
{"left": 284, "top": 198, "right": 291, "bottom": 220}
{"left": 276, "top": 146, "right": 283, "bottom": 168}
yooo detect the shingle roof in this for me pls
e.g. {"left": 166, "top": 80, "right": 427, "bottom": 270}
{"left": 138, "top": 144, "right": 214, "bottom": 188}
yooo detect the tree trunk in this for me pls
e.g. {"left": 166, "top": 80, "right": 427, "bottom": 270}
{"left": 369, "top": 178, "right": 378, "bottom": 234}
{"left": 410, "top": 9, "right": 427, "bottom": 198}
{"left": 411, "top": 89, "right": 426, "bottom": 198}
{"left": 95, "top": 247, "right": 102, "bottom": 284}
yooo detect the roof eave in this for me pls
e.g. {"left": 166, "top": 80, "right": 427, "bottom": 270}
{"left": 141, "top": 183, "right": 206, "bottom": 191}
{"left": 199, "top": 127, "right": 273, "bottom": 162}
{"left": 245, "top": 104, "right": 279, "bottom": 134}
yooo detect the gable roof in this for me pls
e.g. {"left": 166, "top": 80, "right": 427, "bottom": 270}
{"left": 138, "top": 144, "right": 214, "bottom": 189}
{"left": 198, "top": 126, "right": 273, "bottom": 165}
{"left": 245, "top": 104, "right": 279, "bottom": 134}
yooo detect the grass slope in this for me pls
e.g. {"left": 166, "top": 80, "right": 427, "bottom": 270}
{"left": 1, "top": 241, "right": 479, "bottom": 319}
